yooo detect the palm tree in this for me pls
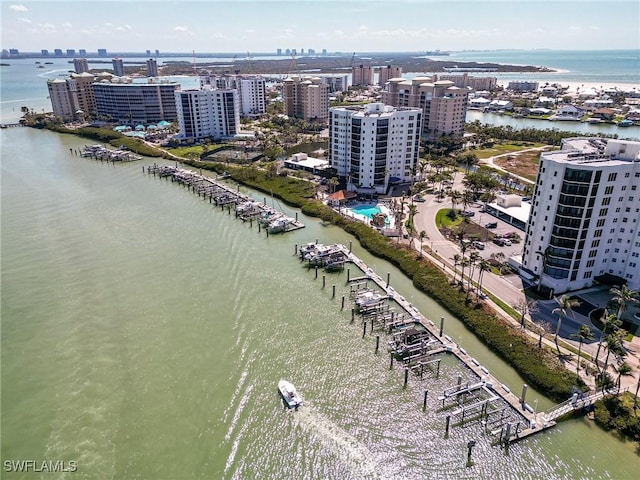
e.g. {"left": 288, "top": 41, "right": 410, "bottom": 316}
{"left": 551, "top": 295, "right": 581, "bottom": 355}
{"left": 451, "top": 254, "right": 461, "bottom": 284}
{"left": 476, "top": 259, "right": 491, "bottom": 301}
{"left": 418, "top": 231, "right": 428, "bottom": 258}
{"left": 594, "top": 310, "right": 621, "bottom": 372}
{"left": 571, "top": 325, "right": 594, "bottom": 376}
{"left": 601, "top": 329, "right": 627, "bottom": 388}
{"left": 328, "top": 177, "right": 339, "bottom": 194}
{"left": 615, "top": 362, "right": 632, "bottom": 391}
{"left": 466, "top": 251, "right": 480, "bottom": 294}
{"left": 449, "top": 189, "right": 462, "bottom": 213}
{"left": 609, "top": 284, "right": 639, "bottom": 321}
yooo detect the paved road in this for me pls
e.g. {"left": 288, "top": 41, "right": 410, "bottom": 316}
{"left": 406, "top": 181, "right": 640, "bottom": 393}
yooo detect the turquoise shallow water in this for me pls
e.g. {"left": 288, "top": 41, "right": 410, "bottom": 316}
{"left": 1, "top": 127, "right": 638, "bottom": 479}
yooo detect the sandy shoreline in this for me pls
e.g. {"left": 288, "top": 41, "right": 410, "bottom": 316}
{"left": 495, "top": 79, "right": 639, "bottom": 93}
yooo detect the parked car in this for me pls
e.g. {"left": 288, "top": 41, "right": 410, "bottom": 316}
{"left": 485, "top": 222, "right": 498, "bottom": 229}
{"left": 493, "top": 238, "right": 505, "bottom": 246}
{"left": 522, "top": 196, "right": 531, "bottom": 202}
{"left": 413, "top": 195, "right": 425, "bottom": 202}
{"left": 503, "top": 239, "right": 512, "bottom": 246}
{"left": 461, "top": 210, "right": 475, "bottom": 217}
{"left": 472, "top": 241, "right": 485, "bottom": 250}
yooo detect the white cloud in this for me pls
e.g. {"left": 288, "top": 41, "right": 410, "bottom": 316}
{"left": 62, "top": 22, "right": 72, "bottom": 28}
{"left": 9, "top": 4, "right": 28, "bottom": 12}
{"left": 18, "top": 17, "right": 31, "bottom": 24}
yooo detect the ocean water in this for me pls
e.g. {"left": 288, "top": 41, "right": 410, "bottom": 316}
{"left": 444, "top": 49, "right": 640, "bottom": 85}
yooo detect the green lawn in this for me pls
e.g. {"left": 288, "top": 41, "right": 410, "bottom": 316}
{"left": 472, "top": 142, "right": 545, "bottom": 160}
{"left": 435, "top": 208, "right": 463, "bottom": 229}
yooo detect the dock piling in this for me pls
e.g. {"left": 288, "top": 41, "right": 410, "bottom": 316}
{"left": 440, "top": 316, "right": 445, "bottom": 336}
{"left": 315, "top": 266, "right": 318, "bottom": 279}
{"left": 341, "top": 296, "right": 345, "bottom": 310}
{"left": 403, "top": 367, "right": 409, "bottom": 388}
{"left": 351, "top": 308, "right": 355, "bottom": 323}
{"left": 423, "top": 390, "right": 428, "bottom": 411}
{"left": 445, "top": 415, "right": 451, "bottom": 437}
{"left": 390, "top": 353, "right": 394, "bottom": 370}
{"left": 520, "top": 384, "right": 528, "bottom": 406}
{"left": 375, "top": 335, "right": 380, "bottom": 354}
{"left": 362, "top": 321, "right": 367, "bottom": 338}
{"left": 322, "top": 275, "right": 326, "bottom": 288}
{"left": 466, "top": 440, "right": 476, "bottom": 467}
{"left": 332, "top": 285, "right": 336, "bottom": 298}
{"left": 386, "top": 272, "right": 390, "bottom": 288}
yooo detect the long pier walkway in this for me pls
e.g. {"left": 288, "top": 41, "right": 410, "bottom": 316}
{"left": 313, "top": 243, "right": 617, "bottom": 445}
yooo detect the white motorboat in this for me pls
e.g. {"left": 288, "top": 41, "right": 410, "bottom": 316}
{"left": 355, "top": 290, "right": 388, "bottom": 309}
{"left": 278, "top": 379, "right": 302, "bottom": 409}
{"left": 268, "top": 216, "right": 294, "bottom": 233}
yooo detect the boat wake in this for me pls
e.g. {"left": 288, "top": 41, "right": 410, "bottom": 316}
{"left": 294, "top": 406, "right": 380, "bottom": 479}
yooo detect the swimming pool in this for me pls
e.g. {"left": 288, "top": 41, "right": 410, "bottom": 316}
{"left": 350, "top": 204, "right": 382, "bottom": 219}
{"left": 345, "top": 203, "right": 394, "bottom": 228}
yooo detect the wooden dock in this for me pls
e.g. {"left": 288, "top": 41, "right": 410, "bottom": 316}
{"left": 304, "top": 243, "right": 616, "bottom": 445}
{"left": 145, "top": 164, "right": 304, "bottom": 234}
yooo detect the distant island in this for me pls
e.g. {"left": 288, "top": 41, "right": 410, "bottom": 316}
{"left": 156, "top": 52, "right": 554, "bottom": 76}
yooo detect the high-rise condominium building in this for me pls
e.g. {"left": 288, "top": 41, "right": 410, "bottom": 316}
{"left": 146, "top": 58, "right": 158, "bottom": 77}
{"left": 199, "top": 74, "right": 266, "bottom": 117}
{"left": 47, "top": 72, "right": 102, "bottom": 120}
{"left": 377, "top": 66, "right": 402, "bottom": 86}
{"left": 282, "top": 76, "right": 329, "bottom": 121}
{"left": 382, "top": 77, "right": 468, "bottom": 142}
{"left": 351, "top": 65, "right": 374, "bottom": 86}
{"left": 93, "top": 79, "right": 179, "bottom": 124}
{"left": 329, "top": 103, "right": 422, "bottom": 194}
{"left": 112, "top": 57, "right": 125, "bottom": 76}
{"left": 522, "top": 137, "right": 640, "bottom": 293}
{"left": 73, "top": 58, "right": 89, "bottom": 74}
{"left": 175, "top": 87, "right": 239, "bottom": 141}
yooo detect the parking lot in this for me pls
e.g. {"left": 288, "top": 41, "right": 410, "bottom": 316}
{"left": 457, "top": 203, "right": 525, "bottom": 261}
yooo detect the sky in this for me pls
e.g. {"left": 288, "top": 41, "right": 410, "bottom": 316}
{"left": 2, "top": 0, "right": 639, "bottom": 53}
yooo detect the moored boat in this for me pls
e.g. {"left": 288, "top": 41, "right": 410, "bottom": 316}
{"left": 278, "top": 379, "right": 302, "bottom": 409}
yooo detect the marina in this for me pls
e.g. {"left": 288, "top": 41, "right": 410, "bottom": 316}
{"left": 77, "top": 144, "right": 142, "bottom": 162}
{"left": 145, "top": 164, "right": 305, "bottom": 234}
{"left": 295, "top": 242, "right": 618, "bottom": 446}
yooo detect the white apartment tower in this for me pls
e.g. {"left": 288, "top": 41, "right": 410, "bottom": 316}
{"left": 522, "top": 137, "right": 640, "bottom": 293}
{"left": 175, "top": 87, "right": 240, "bottom": 141}
{"left": 282, "top": 76, "right": 329, "bottom": 121}
{"left": 377, "top": 65, "right": 402, "bottom": 86}
{"left": 47, "top": 78, "right": 75, "bottom": 121}
{"left": 329, "top": 103, "right": 422, "bottom": 194}
{"left": 351, "top": 65, "right": 374, "bottom": 86}
{"left": 199, "top": 74, "right": 266, "bottom": 117}
{"left": 382, "top": 77, "right": 468, "bottom": 141}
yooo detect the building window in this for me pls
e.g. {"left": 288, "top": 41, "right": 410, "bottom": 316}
{"left": 607, "top": 172, "right": 617, "bottom": 181}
